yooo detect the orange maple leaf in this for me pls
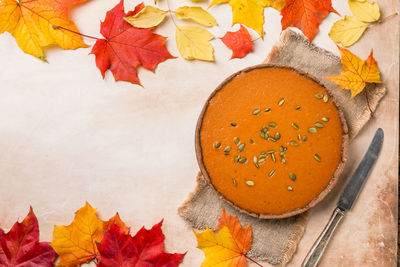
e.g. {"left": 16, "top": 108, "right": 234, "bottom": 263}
{"left": 0, "top": 0, "right": 90, "bottom": 60}
{"left": 326, "top": 46, "right": 381, "bottom": 98}
{"left": 281, "top": 0, "right": 339, "bottom": 41}
{"left": 194, "top": 209, "right": 254, "bottom": 267}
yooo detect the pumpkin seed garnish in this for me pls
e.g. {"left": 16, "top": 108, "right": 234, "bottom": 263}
{"left": 232, "top": 178, "right": 237, "bottom": 186}
{"left": 303, "top": 135, "right": 307, "bottom": 142}
{"left": 315, "top": 93, "right": 323, "bottom": 99}
{"left": 323, "top": 95, "right": 329, "bottom": 102}
{"left": 269, "top": 170, "right": 275, "bottom": 177}
{"left": 268, "top": 122, "right": 277, "bottom": 128}
{"left": 290, "top": 141, "right": 298, "bottom": 146}
{"left": 260, "top": 131, "right": 265, "bottom": 139}
{"left": 322, "top": 117, "right": 329, "bottom": 122}
{"left": 269, "top": 137, "right": 277, "bottom": 142}
{"left": 267, "top": 150, "right": 275, "bottom": 154}
{"left": 295, "top": 105, "right": 301, "bottom": 110}
{"left": 280, "top": 146, "right": 284, "bottom": 152}
{"left": 314, "top": 153, "right": 321, "bottom": 162}
{"left": 246, "top": 180, "right": 255, "bottom": 186}
{"left": 234, "top": 137, "right": 240, "bottom": 145}
{"left": 239, "top": 157, "right": 247, "bottom": 163}
{"left": 291, "top": 122, "right": 299, "bottom": 130}
{"left": 253, "top": 156, "right": 259, "bottom": 169}
{"left": 224, "top": 146, "right": 231, "bottom": 154}
{"left": 253, "top": 108, "right": 261, "bottom": 115}
{"left": 280, "top": 152, "right": 285, "bottom": 157}
{"left": 265, "top": 108, "right": 271, "bottom": 112}
{"left": 258, "top": 158, "right": 266, "bottom": 164}
{"left": 231, "top": 122, "right": 237, "bottom": 127}
{"left": 298, "top": 134, "right": 302, "bottom": 141}
{"left": 262, "top": 126, "right": 269, "bottom": 133}
{"left": 315, "top": 122, "right": 324, "bottom": 128}
{"left": 271, "top": 153, "right": 276, "bottom": 162}
{"left": 238, "top": 143, "right": 245, "bottom": 152}
{"left": 281, "top": 158, "right": 286, "bottom": 163}
{"left": 289, "top": 173, "right": 297, "bottom": 181}
{"left": 234, "top": 155, "right": 240, "bottom": 163}
{"left": 278, "top": 98, "right": 285, "bottom": 106}
{"left": 249, "top": 139, "right": 254, "bottom": 144}
{"left": 259, "top": 153, "right": 267, "bottom": 159}
{"left": 214, "top": 141, "right": 221, "bottom": 148}
{"left": 275, "top": 132, "right": 281, "bottom": 140}
{"left": 287, "top": 186, "right": 293, "bottom": 191}
{"left": 308, "top": 127, "right": 317, "bottom": 133}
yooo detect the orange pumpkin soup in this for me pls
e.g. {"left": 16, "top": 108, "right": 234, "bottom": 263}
{"left": 196, "top": 65, "right": 347, "bottom": 218}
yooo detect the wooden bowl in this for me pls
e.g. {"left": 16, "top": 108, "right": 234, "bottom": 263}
{"left": 195, "top": 64, "right": 348, "bottom": 219}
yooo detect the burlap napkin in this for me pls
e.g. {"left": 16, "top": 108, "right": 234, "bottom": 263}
{"left": 178, "top": 30, "right": 386, "bottom": 266}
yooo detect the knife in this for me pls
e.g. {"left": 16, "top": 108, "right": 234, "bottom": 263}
{"left": 302, "top": 128, "right": 384, "bottom": 267}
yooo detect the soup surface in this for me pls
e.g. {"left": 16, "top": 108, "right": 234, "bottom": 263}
{"left": 199, "top": 67, "right": 344, "bottom": 215}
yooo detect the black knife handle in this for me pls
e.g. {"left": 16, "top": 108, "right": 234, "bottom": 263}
{"left": 302, "top": 208, "right": 345, "bottom": 267}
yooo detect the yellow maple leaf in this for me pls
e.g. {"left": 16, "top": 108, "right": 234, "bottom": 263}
{"left": 326, "top": 46, "right": 381, "bottom": 98}
{"left": 124, "top": 6, "right": 167, "bottom": 28}
{"left": 51, "top": 202, "right": 105, "bottom": 267}
{"left": 174, "top": 6, "right": 217, "bottom": 27}
{"left": 194, "top": 209, "right": 252, "bottom": 267}
{"left": 209, "top": 0, "right": 285, "bottom": 37}
{"left": 329, "top": 15, "right": 368, "bottom": 47}
{"left": 0, "top": 0, "right": 90, "bottom": 60}
{"left": 348, "top": 0, "right": 380, "bottom": 23}
{"left": 175, "top": 25, "right": 214, "bottom": 61}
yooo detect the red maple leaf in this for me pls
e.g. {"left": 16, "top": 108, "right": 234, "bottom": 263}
{"left": 220, "top": 25, "right": 253, "bottom": 59}
{"left": 0, "top": 207, "right": 57, "bottom": 267}
{"left": 280, "top": 0, "right": 339, "bottom": 41}
{"left": 90, "top": 1, "right": 174, "bottom": 85}
{"left": 97, "top": 221, "right": 185, "bottom": 267}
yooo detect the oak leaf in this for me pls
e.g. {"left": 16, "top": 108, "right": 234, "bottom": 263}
{"left": 50, "top": 202, "right": 106, "bottom": 267}
{"left": 174, "top": 6, "right": 217, "bottom": 27}
{"left": 124, "top": 6, "right": 167, "bottom": 28}
{"left": 326, "top": 46, "right": 381, "bottom": 98}
{"left": 328, "top": 15, "right": 368, "bottom": 47}
{"left": 348, "top": 0, "right": 380, "bottom": 22}
{"left": 220, "top": 25, "right": 253, "bottom": 59}
{"left": 90, "top": 1, "right": 174, "bottom": 84}
{"left": 281, "top": 0, "right": 339, "bottom": 41}
{"left": 175, "top": 25, "right": 214, "bottom": 61}
{"left": 194, "top": 209, "right": 252, "bottom": 267}
{"left": 0, "top": 0, "right": 90, "bottom": 60}
{"left": 97, "top": 221, "right": 185, "bottom": 267}
{"left": 0, "top": 207, "right": 57, "bottom": 267}
{"left": 209, "top": 0, "right": 286, "bottom": 37}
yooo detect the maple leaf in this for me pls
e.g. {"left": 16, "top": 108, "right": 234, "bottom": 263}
{"left": 104, "top": 213, "right": 130, "bottom": 235}
{"left": 326, "top": 46, "right": 381, "bottom": 98}
{"left": 194, "top": 209, "right": 252, "bottom": 267}
{"left": 50, "top": 202, "right": 106, "bottom": 267}
{"left": 0, "top": 0, "right": 90, "bottom": 60}
{"left": 281, "top": 0, "right": 339, "bottom": 41}
{"left": 209, "top": 0, "right": 286, "bottom": 37}
{"left": 220, "top": 25, "right": 253, "bottom": 59}
{"left": 90, "top": 1, "right": 174, "bottom": 85}
{"left": 97, "top": 221, "right": 185, "bottom": 267}
{"left": 0, "top": 207, "right": 57, "bottom": 267}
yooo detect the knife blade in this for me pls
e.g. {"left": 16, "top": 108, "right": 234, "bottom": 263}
{"left": 302, "top": 128, "right": 384, "bottom": 267}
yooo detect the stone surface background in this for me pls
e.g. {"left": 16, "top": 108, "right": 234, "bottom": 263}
{"left": 0, "top": 0, "right": 397, "bottom": 266}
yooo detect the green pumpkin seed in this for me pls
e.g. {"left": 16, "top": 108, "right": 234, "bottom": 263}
{"left": 239, "top": 157, "right": 247, "bottom": 163}
{"left": 323, "top": 95, "right": 329, "bottom": 102}
{"left": 262, "top": 126, "right": 269, "bottom": 133}
{"left": 303, "top": 135, "right": 307, "bottom": 142}
{"left": 238, "top": 143, "right": 245, "bottom": 152}
{"left": 287, "top": 186, "right": 293, "bottom": 191}
{"left": 265, "top": 108, "right": 271, "bottom": 112}
{"left": 289, "top": 173, "right": 297, "bottom": 181}
{"left": 234, "top": 137, "right": 240, "bottom": 145}
{"left": 269, "top": 170, "right": 275, "bottom": 177}
{"left": 291, "top": 122, "right": 299, "bottom": 130}
{"left": 315, "top": 93, "right": 323, "bottom": 99}
{"left": 295, "top": 105, "right": 301, "bottom": 110}
{"left": 246, "top": 180, "right": 255, "bottom": 186}
{"left": 267, "top": 150, "right": 275, "bottom": 154}
{"left": 322, "top": 117, "right": 329, "bottom": 122}
{"left": 315, "top": 122, "right": 324, "bottom": 128}
{"left": 308, "top": 127, "right": 317, "bottom": 134}
{"left": 232, "top": 178, "right": 237, "bottom": 186}
{"left": 275, "top": 132, "right": 281, "bottom": 140}
{"left": 271, "top": 153, "right": 276, "bottom": 162}
{"left": 298, "top": 134, "right": 302, "bottom": 141}
{"left": 260, "top": 131, "right": 265, "bottom": 139}
{"left": 314, "top": 153, "right": 321, "bottom": 162}
{"left": 268, "top": 122, "right": 277, "bottom": 128}
{"left": 253, "top": 156, "right": 258, "bottom": 164}
{"left": 214, "top": 141, "right": 221, "bottom": 148}
{"left": 280, "top": 146, "right": 284, "bottom": 152}
{"left": 234, "top": 155, "right": 240, "bottom": 163}
{"left": 258, "top": 158, "right": 266, "bottom": 164}
{"left": 281, "top": 158, "right": 286, "bottom": 163}
{"left": 290, "top": 141, "right": 298, "bottom": 146}
{"left": 259, "top": 154, "right": 267, "bottom": 160}
{"left": 278, "top": 98, "right": 285, "bottom": 106}
{"left": 231, "top": 122, "right": 237, "bottom": 127}
{"left": 249, "top": 139, "right": 254, "bottom": 144}
{"left": 224, "top": 146, "right": 231, "bottom": 154}
{"left": 269, "top": 137, "right": 277, "bottom": 142}
{"left": 253, "top": 108, "right": 261, "bottom": 115}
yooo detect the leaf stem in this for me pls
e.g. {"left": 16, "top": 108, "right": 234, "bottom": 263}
{"left": 52, "top": 25, "right": 100, "bottom": 40}
{"left": 251, "top": 36, "right": 261, "bottom": 42}
{"left": 166, "top": 0, "right": 178, "bottom": 27}
{"left": 245, "top": 254, "right": 265, "bottom": 267}
{"left": 377, "top": 12, "right": 398, "bottom": 24}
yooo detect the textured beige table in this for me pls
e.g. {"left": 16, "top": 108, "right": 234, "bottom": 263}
{"left": 0, "top": 0, "right": 397, "bottom": 266}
